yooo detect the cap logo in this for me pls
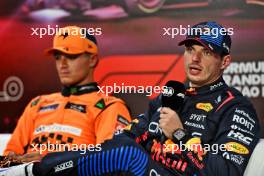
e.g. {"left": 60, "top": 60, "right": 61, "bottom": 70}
{"left": 208, "top": 44, "right": 214, "bottom": 50}
{"left": 223, "top": 43, "right": 230, "bottom": 53}
{"left": 196, "top": 25, "right": 211, "bottom": 35}
{"left": 61, "top": 32, "right": 69, "bottom": 39}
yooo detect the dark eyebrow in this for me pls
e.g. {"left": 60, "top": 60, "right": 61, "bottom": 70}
{"left": 201, "top": 47, "right": 210, "bottom": 52}
{"left": 185, "top": 45, "right": 194, "bottom": 50}
{"left": 202, "top": 47, "right": 220, "bottom": 58}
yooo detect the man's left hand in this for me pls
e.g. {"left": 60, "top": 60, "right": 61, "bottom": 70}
{"left": 159, "top": 107, "right": 183, "bottom": 139}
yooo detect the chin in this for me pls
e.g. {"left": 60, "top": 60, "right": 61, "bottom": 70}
{"left": 188, "top": 75, "right": 200, "bottom": 82}
{"left": 60, "top": 79, "right": 74, "bottom": 87}
{"left": 188, "top": 77, "right": 205, "bottom": 86}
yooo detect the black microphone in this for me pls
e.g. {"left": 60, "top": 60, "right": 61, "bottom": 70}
{"left": 160, "top": 80, "right": 186, "bottom": 143}
{"left": 161, "top": 80, "right": 186, "bottom": 112}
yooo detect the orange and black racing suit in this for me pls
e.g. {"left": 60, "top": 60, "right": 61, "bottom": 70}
{"left": 4, "top": 82, "right": 131, "bottom": 156}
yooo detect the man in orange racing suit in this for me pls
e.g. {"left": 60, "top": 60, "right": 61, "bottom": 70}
{"left": 3, "top": 26, "right": 131, "bottom": 162}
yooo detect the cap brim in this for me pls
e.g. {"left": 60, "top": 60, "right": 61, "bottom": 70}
{"left": 44, "top": 47, "right": 85, "bottom": 56}
{"left": 178, "top": 38, "right": 213, "bottom": 53}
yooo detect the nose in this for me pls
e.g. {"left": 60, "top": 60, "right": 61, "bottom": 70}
{"left": 191, "top": 51, "right": 201, "bottom": 62}
{"left": 59, "top": 55, "right": 68, "bottom": 68}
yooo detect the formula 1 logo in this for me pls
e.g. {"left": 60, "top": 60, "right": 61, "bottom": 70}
{"left": 94, "top": 54, "right": 186, "bottom": 99}
{"left": 0, "top": 76, "right": 24, "bottom": 102}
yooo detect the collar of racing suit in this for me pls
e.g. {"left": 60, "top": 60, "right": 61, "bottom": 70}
{"left": 186, "top": 76, "right": 227, "bottom": 96}
{"left": 61, "top": 82, "right": 99, "bottom": 96}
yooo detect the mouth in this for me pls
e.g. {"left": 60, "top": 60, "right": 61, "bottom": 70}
{"left": 59, "top": 71, "right": 70, "bottom": 77}
{"left": 188, "top": 64, "right": 202, "bottom": 75}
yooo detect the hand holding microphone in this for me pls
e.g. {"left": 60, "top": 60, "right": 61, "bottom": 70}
{"left": 159, "top": 107, "right": 183, "bottom": 139}
{"left": 159, "top": 81, "right": 186, "bottom": 140}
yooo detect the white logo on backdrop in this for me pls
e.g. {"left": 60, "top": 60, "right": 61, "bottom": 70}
{"left": 0, "top": 76, "right": 24, "bottom": 102}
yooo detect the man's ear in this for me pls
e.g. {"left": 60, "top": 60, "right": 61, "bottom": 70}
{"left": 221, "top": 55, "right": 231, "bottom": 70}
{"left": 89, "top": 54, "right": 99, "bottom": 68}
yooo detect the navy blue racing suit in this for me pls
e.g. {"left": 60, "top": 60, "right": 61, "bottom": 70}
{"left": 32, "top": 77, "right": 261, "bottom": 176}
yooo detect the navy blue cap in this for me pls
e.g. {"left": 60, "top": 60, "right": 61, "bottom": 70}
{"left": 179, "top": 21, "right": 232, "bottom": 56}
